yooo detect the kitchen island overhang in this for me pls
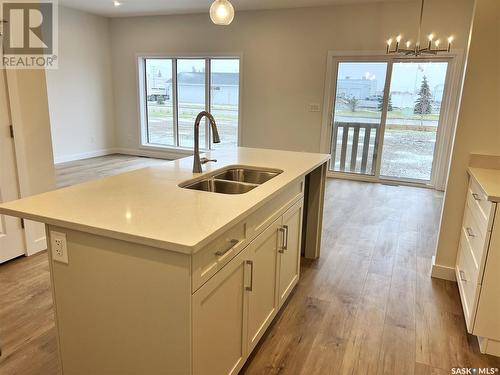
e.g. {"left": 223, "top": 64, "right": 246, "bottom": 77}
{"left": 0, "top": 147, "right": 330, "bottom": 374}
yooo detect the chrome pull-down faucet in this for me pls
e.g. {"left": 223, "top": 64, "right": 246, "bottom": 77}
{"left": 193, "top": 111, "right": 221, "bottom": 173}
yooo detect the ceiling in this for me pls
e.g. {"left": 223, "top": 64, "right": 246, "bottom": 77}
{"left": 60, "top": 0, "right": 413, "bottom": 18}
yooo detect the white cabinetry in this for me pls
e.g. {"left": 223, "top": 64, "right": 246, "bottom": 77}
{"left": 247, "top": 218, "right": 281, "bottom": 352}
{"left": 193, "top": 194, "right": 304, "bottom": 374}
{"left": 46, "top": 177, "right": 312, "bottom": 374}
{"left": 192, "top": 246, "right": 250, "bottom": 375}
{"left": 456, "top": 173, "right": 500, "bottom": 357}
{"left": 278, "top": 199, "right": 303, "bottom": 307}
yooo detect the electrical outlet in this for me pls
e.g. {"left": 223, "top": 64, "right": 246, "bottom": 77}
{"left": 50, "top": 231, "right": 68, "bottom": 264}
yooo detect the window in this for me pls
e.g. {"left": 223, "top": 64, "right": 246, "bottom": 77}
{"left": 328, "top": 58, "right": 451, "bottom": 184}
{"left": 142, "top": 57, "right": 240, "bottom": 150}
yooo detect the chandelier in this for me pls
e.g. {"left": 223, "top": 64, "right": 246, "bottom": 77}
{"left": 386, "top": 0, "right": 453, "bottom": 56}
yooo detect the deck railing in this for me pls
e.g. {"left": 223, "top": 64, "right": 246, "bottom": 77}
{"left": 331, "top": 122, "right": 380, "bottom": 174}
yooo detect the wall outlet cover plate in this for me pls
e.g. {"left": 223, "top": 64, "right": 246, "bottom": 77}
{"left": 50, "top": 231, "right": 68, "bottom": 264}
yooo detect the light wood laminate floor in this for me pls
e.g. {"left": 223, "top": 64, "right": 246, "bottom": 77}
{"left": 1, "top": 155, "right": 499, "bottom": 374}
{"left": 55, "top": 154, "right": 169, "bottom": 188}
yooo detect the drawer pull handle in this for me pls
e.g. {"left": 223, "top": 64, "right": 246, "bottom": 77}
{"left": 215, "top": 239, "right": 239, "bottom": 257}
{"left": 459, "top": 270, "right": 467, "bottom": 282}
{"left": 472, "top": 192, "right": 481, "bottom": 201}
{"left": 466, "top": 227, "right": 476, "bottom": 238}
{"left": 246, "top": 260, "right": 254, "bottom": 291}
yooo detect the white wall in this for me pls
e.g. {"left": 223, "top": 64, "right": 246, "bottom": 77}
{"left": 109, "top": 0, "right": 474, "bottom": 155}
{"left": 46, "top": 6, "right": 115, "bottom": 163}
{"left": 434, "top": 0, "right": 500, "bottom": 274}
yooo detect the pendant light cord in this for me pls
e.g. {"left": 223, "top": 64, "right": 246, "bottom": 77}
{"left": 416, "top": 0, "right": 425, "bottom": 47}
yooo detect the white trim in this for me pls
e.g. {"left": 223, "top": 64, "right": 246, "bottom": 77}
{"left": 5, "top": 70, "right": 53, "bottom": 256}
{"left": 53, "top": 149, "right": 116, "bottom": 164}
{"left": 24, "top": 232, "right": 47, "bottom": 256}
{"left": 327, "top": 173, "right": 434, "bottom": 190}
{"left": 115, "top": 147, "right": 182, "bottom": 160}
{"left": 320, "top": 49, "right": 466, "bottom": 190}
{"left": 431, "top": 255, "right": 457, "bottom": 281}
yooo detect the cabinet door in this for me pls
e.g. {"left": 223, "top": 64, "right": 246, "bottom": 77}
{"left": 247, "top": 218, "right": 281, "bottom": 352}
{"left": 278, "top": 199, "right": 303, "bottom": 307}
{"left": 192, "top": 247, "right": 250, "bottom": 375}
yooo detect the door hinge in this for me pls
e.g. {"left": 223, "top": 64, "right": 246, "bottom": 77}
{"left": 9, "top": 125, "right": 14, "bottom": 138}
{"left": 20, "top": 218, "right": 25, "bottom": 229}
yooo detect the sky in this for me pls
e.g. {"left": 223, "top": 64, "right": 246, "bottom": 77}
{"left": 338, "top": 61, "right": 448, "bottom": 95}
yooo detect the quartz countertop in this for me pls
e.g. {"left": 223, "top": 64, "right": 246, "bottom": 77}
{"left": 0, "top": 147, "right": 330, "bottom": 253}
{"left": 468, "top": 167, "right": 500, "bottom": 203}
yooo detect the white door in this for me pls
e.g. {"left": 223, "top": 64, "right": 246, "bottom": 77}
{"left": 0, "top": 64, "right": 25, "bottom": 263}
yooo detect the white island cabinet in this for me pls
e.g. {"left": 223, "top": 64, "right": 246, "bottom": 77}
{"left": 0, "top": 147, "right": 329, "bottom": 374}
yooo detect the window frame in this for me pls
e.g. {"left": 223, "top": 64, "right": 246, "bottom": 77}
{"left": 137, "top": 54, "right": 242, "bottom": 156}
{"left": 320, "top": 50, "right": 465, "bottom": 190}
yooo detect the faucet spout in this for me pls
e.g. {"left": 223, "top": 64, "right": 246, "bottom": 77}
{"left": 193, "top": 111, "right": 221, "bottom": 173}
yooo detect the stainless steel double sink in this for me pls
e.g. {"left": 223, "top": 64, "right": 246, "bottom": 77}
{"left": 179, "top": 166, "right": 283, "bottom": 194}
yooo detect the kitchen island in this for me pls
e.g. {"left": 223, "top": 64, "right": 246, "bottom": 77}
{"left": 0, "top": 147, "right": 329, "bottom": 374}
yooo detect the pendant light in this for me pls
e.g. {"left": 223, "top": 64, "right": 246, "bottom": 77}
{"left": 209, "top": 0, "right": 235, "bottom": 26}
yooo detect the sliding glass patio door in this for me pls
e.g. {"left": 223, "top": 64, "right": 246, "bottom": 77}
{"left": 330, "top": 62, "right": 389, "bottom": 176}
{"left": 380, "top": 61, "right": 449, "bottom": 182}
{"left": 328, "top": 57, "right": 451, "bottom": 185}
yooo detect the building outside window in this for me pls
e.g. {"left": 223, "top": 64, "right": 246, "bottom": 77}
{"left": 141, "top": 57, "right": 240, "bottom": 151}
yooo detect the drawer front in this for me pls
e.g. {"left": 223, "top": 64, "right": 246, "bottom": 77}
{"left": 456, "top": 237, "right": 480, "bottom": 331}
{"left": 247, "top": 179, "right": 304, "bottom": 241}
{"left": 458, "top": 227, "right": 481, "bottom": 283}
{"left": 192, "top": 179, "right": 304, "bottom": 293}
{"left": 468, "top": 177, "right": 493, "bottom": 231}
{"left": 462, "top": 203, "right": 490, "bottom": 269}
{"left": 192, "top": 220, "right": 248, "bottom": 293}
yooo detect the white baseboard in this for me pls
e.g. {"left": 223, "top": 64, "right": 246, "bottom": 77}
{"left": 115, "top": 147, "right": 186, "bottom": 160}
{"left": 54, "top": 148, "right": 116, "bottom": 164}
{"left": 431, "top": 255, "right": 457, "bottom": 281}
{"left": 25, "top": 236, "right": 47, "bottom": 256}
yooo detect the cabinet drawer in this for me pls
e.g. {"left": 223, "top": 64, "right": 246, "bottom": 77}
{"left": 192, "top": 220, "right": 248, "bottom": 293}
{"left": 192, "top": 179, "right": 304, "bottom": 293}
{"left": 247, "top": 179, "right": 304, "bottom": 240}
{"left": 468, "top": 177, "right": 493, "bottom": 231}
{"left": 462, "top": 203, "right": 490, "bottom": 269}
{"left": 456, "top": 236, "right": 480, "bottom": 331}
